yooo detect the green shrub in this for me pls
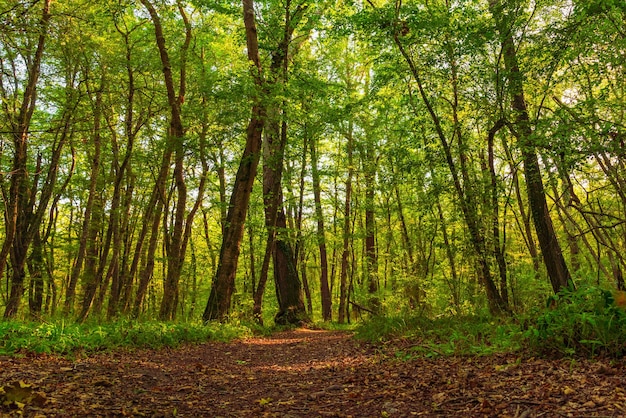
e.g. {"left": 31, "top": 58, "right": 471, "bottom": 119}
{"left": 523, "top": 286, "right": 626, "bottom": 357}
{"left": 354, "top": 313, "right": 522, "bottom": 358}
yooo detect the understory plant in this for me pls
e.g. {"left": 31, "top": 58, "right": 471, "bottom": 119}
{"left": 523, "top": 285, "right": 626, "bottom": 358}
{"left": 0, "top": 319, "right": 251, "bottom": 356}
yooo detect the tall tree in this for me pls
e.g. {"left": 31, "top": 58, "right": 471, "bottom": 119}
{"left": 489, "top": 0, "right": 573, "bottom": 293}
{"left": 1, "top": 0, "right": 56, "bottom": 318}
{"left": 204, "top": 0, "right": 266, "bottom": 321}
{"left": 260, "top": 0, "right": 308, "bottom": 325}
{"left": 387, "top": 0, "right": 508, "bottom": 314}
{"left": 140, "top": 0, "right": 198, "bottom": 320}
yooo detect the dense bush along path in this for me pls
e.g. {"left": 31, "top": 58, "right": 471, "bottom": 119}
{"left": 1, "top": 329, "right": 626, "bottom": 416}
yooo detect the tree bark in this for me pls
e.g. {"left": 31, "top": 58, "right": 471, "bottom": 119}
{"left": 311, "top": 133, "right": 332, "bottom": 321}
{"left": 489, "top": 0, "right": 573, "bottom": 293}
{"left": 2, "top": 0, "right": 57, "bottom": 318}
{"left": 204, "top": 0, "right": 265, "bottom": 321}
{"left": 338, "top": 125, "right": 354, "bottom": 324}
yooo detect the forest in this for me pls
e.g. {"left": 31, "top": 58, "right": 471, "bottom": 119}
{"left": 1, "top": 0, "right": 626, "bottom": 349}
{"left": 3, "top": 0, "right": 626, "bottom": 415}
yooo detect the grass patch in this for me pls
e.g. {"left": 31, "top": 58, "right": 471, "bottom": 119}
{"left": 0, "top": 319, "right": 252, "bottom": 356}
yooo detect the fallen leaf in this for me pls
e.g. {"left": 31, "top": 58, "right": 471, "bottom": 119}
{"left": 257, "top": 397, "right": 272, "bottom": 406}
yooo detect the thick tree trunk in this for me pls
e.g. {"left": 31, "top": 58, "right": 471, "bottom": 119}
{"left": 204, "top": 0, "right": 265, "bottom": 321}
{"left": 204, "top": 114, "right": 264, "bottom": 321}
{"left": 262, "top": 119, "right": 306, "bottom": 324}
{"left": 251, "top": 0, "right": 307, "bottom": 325}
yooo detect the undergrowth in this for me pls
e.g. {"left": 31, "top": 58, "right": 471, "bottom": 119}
{"left": 522, "top": 285, "right": 626, "bottom": 357}
{"left": 355, "top": 285, "right": 626, "bottom": 359}
{"left": 0, "top": 319, "right": 251, "bottom": 356}
{"left": 355, "top": 314, "right": 522, "bottom": 358}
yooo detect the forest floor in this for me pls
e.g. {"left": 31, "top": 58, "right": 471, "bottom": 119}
{"left": 1, "top": 328, "right": 626, "bottom": 417}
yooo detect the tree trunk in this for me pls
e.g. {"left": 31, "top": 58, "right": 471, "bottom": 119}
{"left": 295, "top": 134, "right": 313, "bottom": 314}
{"left": 133, "top": 197, "right": 165, "bottom": 318}
{"left": 364, "top": 137, "right": 379, "bottom": 313}
{"left": 139, "top": 0, "right": 191, "bottom": 321}
{"left": 70, "top": 71, "right": 104, "bottom": 319}
{"left": 27, "top": 230, "right": 45, "bottom": 318}
{"left": 393, "top": 10, "right": 508, "bottom": 314}
{"left": 489, "top": 0, "right": 572, "bottom": 293}
{"left": 311, "top": 133, "right": 332, "bottom": 321}
{"left": 204, "top": 0, "right": 265, "bottom": 321}
{"left": 2, "top": 0, "right": 56, "bottom": 318}
{"left": 263, "top": 117, "right": 306, "bottom": 324}
{"left": 338, "top": 126, "right": 354, "bottom": 324}
{"left": 502, "top": 138, "right": 541, "bottom": 275}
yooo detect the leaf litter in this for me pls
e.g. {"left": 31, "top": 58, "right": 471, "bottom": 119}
{"left": 1, "top": 328, "right": 625, "bottom": 417}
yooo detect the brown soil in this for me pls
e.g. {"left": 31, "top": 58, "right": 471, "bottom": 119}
{"left": 1, "top": 328, "right": 626, "bottom": 417}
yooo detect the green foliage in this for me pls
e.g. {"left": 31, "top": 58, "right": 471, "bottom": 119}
{"left": 0, "top": 319, "right": 251, "bottom": 356}
{"left": 522, "top": 286, "right": 626, "bottom": 358}
{"left": 354, "top": 314, "right": 522, "bottom": 358}
{"left": 355, "top": 286, "right": 626, "bottom": 359}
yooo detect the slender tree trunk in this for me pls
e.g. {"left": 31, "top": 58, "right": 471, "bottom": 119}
{"left": 70, "top": 71, "right": 104, "bottom": 319}
{"left": 311, "top": 133, "right": 332, "bottom": 321}
{"left": 490, "top": 0, "right": 572, "bottom": 293}
{"left": 2, "top": 0, "right": 52, "bottom": 318}
{"left": 133, "top": 198, "right": 165, "bottom": 318}
{"left": 295, "top": 134, "right": 313, "bottom": 314}
{"left": 140, "top": 0, "right": 191, "bottom": 320}
{"left": 27, "top": 230, "right": 45, "bottom": 318}
{"left": 364, "top": 138, "right": 379, "bottom": 313}
{"left": 79, "top": 193, "right": 104, "bottom": 321}
{"left": 487, "top": 120, "right": 509, "bottom": 304}
{"left": 436, "top": 200, "right": 461, "bottom": 309}
{"left": 502, "top": 138, "right": 541, "bottom": 274}
{"left": 338, "top": 126, "right": 354, "bottom": 324}
{"left": 394, "top": 11, "right": 508, "bottom": 314}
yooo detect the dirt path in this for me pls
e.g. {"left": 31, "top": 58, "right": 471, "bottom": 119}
{"left": 2, "top": 328, "right": 626, "bottom": 417}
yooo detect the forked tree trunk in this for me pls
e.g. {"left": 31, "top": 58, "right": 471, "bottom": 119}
{"left": 2, "top": 0, "right": 56, "bottom": 318}
{"left": 204, "top": 0, "right": 265, "bottom": 321}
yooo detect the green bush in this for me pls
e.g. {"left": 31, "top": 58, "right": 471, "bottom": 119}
{"left": 523, "top": 286, "right": 626, "bottom": 357}
{"left": 0, "top": 319, "right": 251, "bottom": 356}
{"left": 354, "top": 313, "right": 522, "bottom": 358}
